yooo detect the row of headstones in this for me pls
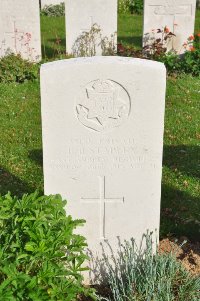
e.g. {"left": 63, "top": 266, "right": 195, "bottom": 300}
{"left": 0, "top": 0, "right": 197, "bottom": 62}
{"left": 41, "top": 0, "right": 200, "bottom": 9}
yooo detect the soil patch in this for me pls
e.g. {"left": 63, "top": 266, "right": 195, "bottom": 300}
{"left": 159, "top": 237, "right": 200, "bottom": 275}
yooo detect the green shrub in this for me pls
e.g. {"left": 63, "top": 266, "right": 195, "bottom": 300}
{"left": 180, "top": 48, "right": 200, "bottom": 76}
{"left": 0, "top": 54, "right": 39, "bottom": 83}
{"left": 129, "top": 0, "right": 143, "bottom": 14}
{"left": 118, "top": 33, "right": 200, "bottom": 76}
{"left": 41, "top": 3, "right": 65, "bottom": 17}
{"left": 100, "top": 234, "right": 200, "bottom": 301}
{"left": 0, "top": 192, "right": 96, "bottom": 300}
{"left": 118, "top": 0, "right": 143, "bottom": 14}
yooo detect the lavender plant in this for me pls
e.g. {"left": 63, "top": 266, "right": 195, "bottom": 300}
{"left": 99, "top": 234, "right": 200, "bottom": 301}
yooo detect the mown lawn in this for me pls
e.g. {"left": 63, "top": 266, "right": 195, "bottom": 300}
{"left": 0, "top": 12, "right": 200, "bottom": 241}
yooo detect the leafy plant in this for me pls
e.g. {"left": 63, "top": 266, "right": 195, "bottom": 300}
{"left": 129, "top": 0, "right": 143, "bottom": 14}
{"left": 72, "top": 24, "right": 117, "bottom": 57}
{"left": 118, "top": 0, "right": 143, "bottom": 14}
{"left": 118, "top": 32, "right": 200, "bottom": 76}
{"left": 0, "top": 192, "right": 96, "bottom": 300}
{"left": 143, "top": 26, "right": 176, "bottom": 58}
{"left": 0, "top": 54, "right": 39, "bottom": 83}
{"left": 157, "top": 33, "right": 200, "bottom": 76}
{"left": 99, "top": 234, "right": 200, "bottom": 301}
{"left": 41, "top": 3, "right": 65, "bottom": 17}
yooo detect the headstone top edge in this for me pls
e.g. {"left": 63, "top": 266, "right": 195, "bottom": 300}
{"left": 41, "top": 56, "right": 166, "bottom": 72}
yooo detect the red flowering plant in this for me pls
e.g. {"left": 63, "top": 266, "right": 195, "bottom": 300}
{"left": 180, "top": 32, "right": 200, "bottom": 76}
{"left": 158, "top": 31, "right": 200, "bottom": 76}
{"left": 143, "top": 26, "right": 176, "bottom": 59}
{"left": 182, "top": 33, "right": 200, "bottom": 52}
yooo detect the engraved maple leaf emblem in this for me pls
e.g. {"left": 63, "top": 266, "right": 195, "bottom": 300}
{"left": 76, "top": 79, "right": 131, "bottom": 132}
{"left": 86, "top": 80, "right": 122, "bottom": 124}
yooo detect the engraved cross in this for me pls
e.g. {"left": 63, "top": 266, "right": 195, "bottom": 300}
{"left": 81, "top": 176, "right": 124, "bottom": 240}
{"left": 5, "top": 21, "right": 24, "bottom": 52}
{"left": 80, "top": 16, "right": 94, "bottom": 34}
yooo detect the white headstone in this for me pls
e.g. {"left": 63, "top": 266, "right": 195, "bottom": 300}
{"left": 0, "top": 0, "right": 41, "bottom": 61}
{"left": 41, "top": 0, "right": 63, "bottom": 8}
{"left": 143, "top": 0, "right": 196, "bottom": 54}
{"left": 65, "top": 0, "right": 117, "bottom": 56}
{"left": 41, "top": 56, "right": 166, "bottom": 281}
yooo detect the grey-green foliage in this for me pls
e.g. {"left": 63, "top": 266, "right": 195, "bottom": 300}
{"left": 41, "top": 2, "right": 65, "bottom": 17}
{"left": 100, "top": 234, "right": 200, "bottom": 301}
{"left": 0, "top": 192, "right": 96, "bottom": 300}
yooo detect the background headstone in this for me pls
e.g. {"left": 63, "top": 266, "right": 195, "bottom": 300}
{"left": 65, "top": 0, "right": 117, "bottom": 56}
{"left": 41, "top": 56, "right": 166, "bottom": 281}
{"left": 41, "top": 0, "right": 63, "bottom": 8}
{"left": 143, "top": 0, "right": 196, "bottom": 54}
{"left": 0, "top": 0, "right": 41, "bottom": 61}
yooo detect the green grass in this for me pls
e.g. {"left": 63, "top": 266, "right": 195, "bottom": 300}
{"left": 118, "top": 14, "right": 143, "bottom": 48}
{"left": 41, "top": 16, "right": 66, "bottom": 58}
{"left": 161, "top": 75, "right": 200, "bottom": 240}
{"left": 0, "top": 12, "right": 200, "bottom": 241}
{"left": 0, "top": 82, "right": 43, "bottom": 196}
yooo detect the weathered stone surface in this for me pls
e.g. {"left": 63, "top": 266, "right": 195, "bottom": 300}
{"left": 65, "top": 0, "right": 117, "bottom": 56}
{"left": 0, "top": 0, "right": 41, "bottom": 61}
{"left": 143, "top": 0, "right": 196, "bottom": 54}
{"left": 41, "top": 56, "right": 166, "bottom": 281}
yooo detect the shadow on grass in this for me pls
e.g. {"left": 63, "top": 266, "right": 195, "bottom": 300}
{"left": 0, "top": 166, "right": 34, "bottom": 197}
{"left": 163, "top": 145, "right": 200, "bottom": 179}
{"left": 161, "top": 183, "right": 200, "bottom": 242}
{"left": 29, "top": 149, "right": 43, "bottom": 167}
{"left": 161, "top": 145, "right": 200, "bottom": 241}
{"left": 118, "top": 35, "right": 142, "bottom": 48}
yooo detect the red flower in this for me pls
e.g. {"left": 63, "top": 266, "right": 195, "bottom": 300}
{"left": 188, "top": 35, "right": 194, "bottom": 41}
{"left": 183, "top": 42, "right": 187, "bottom": 48}
{"left": 189, "top": 46, "right": 196, "bottom": 52}
{"left": 164, "top": 26, "right": 170, "bottom": 33}
{"left": 197, "top": 32, "right": 200, "bottom": 37}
